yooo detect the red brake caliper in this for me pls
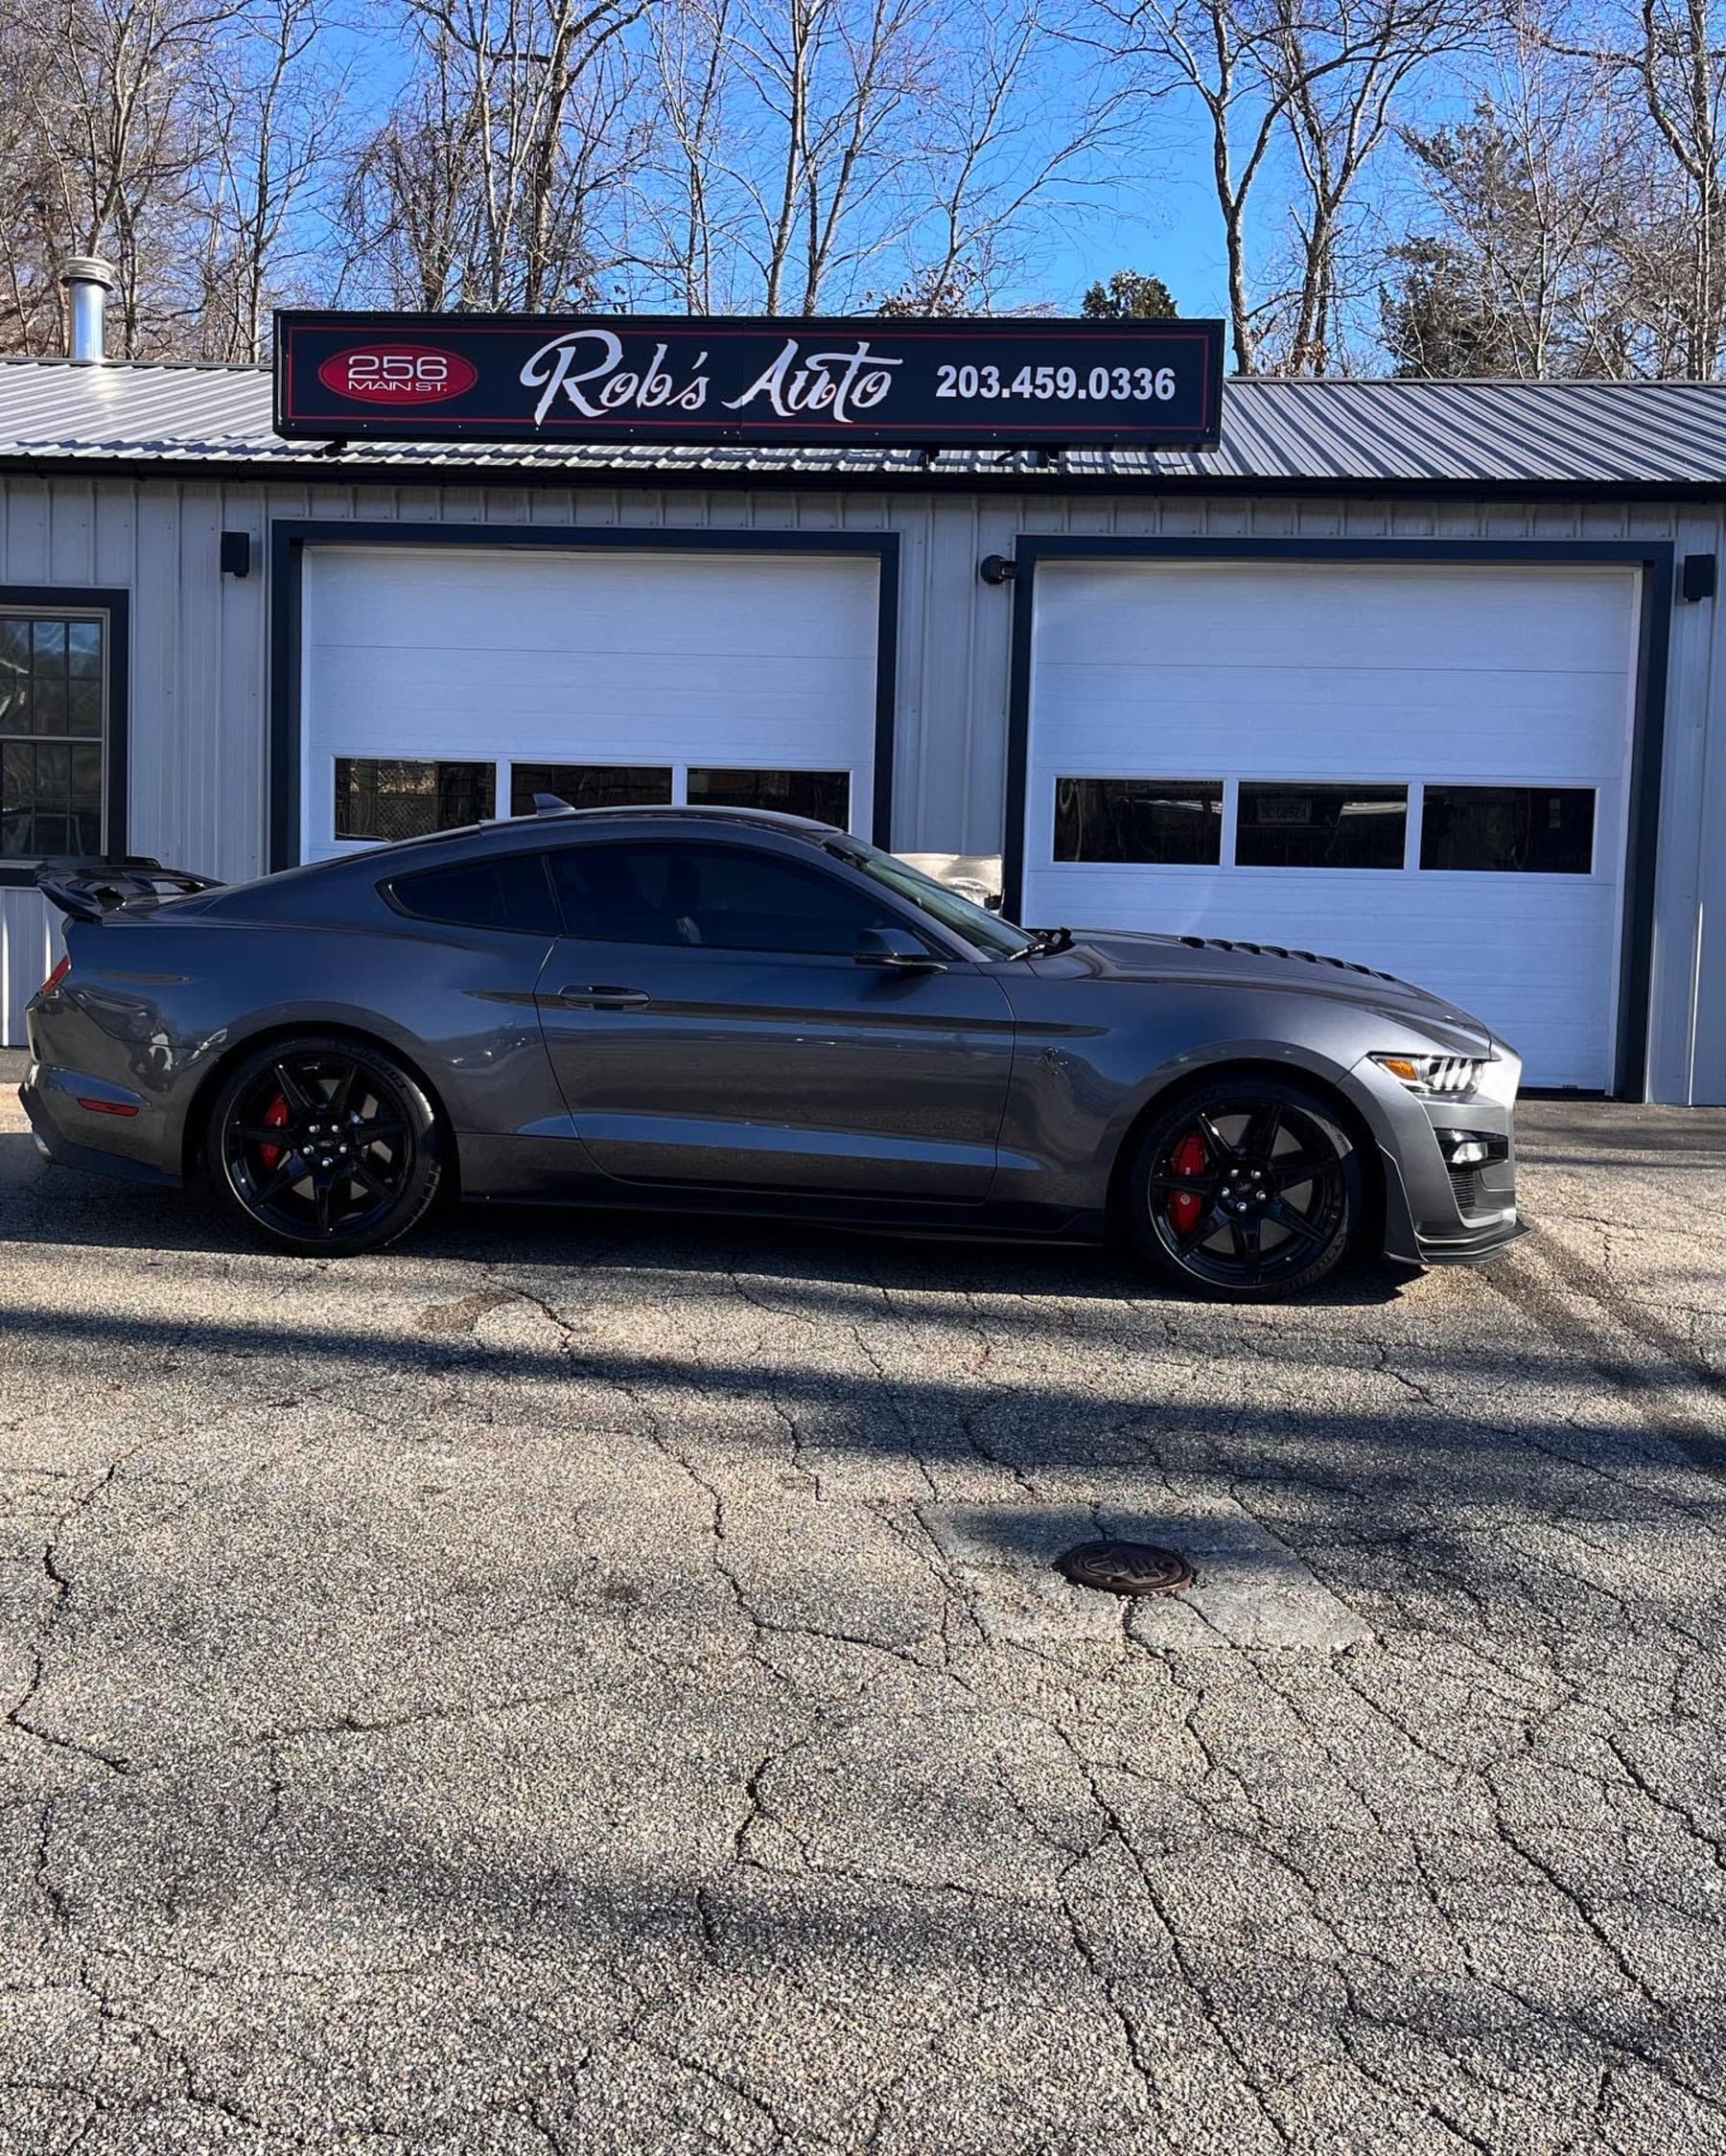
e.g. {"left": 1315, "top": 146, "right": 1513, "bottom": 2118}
{"left": 1167, "top": 1129, "right": 1207, "bottom": 1236}
{"left": 257, "top": 1092, "right": 290, "bottom": 1171}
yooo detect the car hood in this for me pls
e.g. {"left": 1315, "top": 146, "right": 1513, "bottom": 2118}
{"left": 1031, "top": 929, "right": 1500, "bottom": 1054}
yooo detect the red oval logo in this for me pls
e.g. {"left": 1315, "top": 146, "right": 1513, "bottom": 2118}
{"left": 315, "top": 344, "right": 478, "bottom": 404}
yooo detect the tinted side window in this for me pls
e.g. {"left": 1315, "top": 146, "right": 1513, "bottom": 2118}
{"left": 549, "top": 842, "right": 900, "bottom": 954}
{"left": 389, "top": 852, "right": 561, "bottom": 934}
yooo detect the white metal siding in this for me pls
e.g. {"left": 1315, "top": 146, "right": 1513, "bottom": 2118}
{"left": 1019, "top": 560, "right": 1642, "bottom": 1090}
{"left": 299, "top": 545, "right": 880, "bottom": 857}
{"left": 0, "top": 888, "right": 58, "bottom": 1052}
{"left": 0, "top": 473, "right": 1720, "bottom": 1101}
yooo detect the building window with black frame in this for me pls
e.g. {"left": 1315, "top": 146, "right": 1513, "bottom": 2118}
{"left": 0, "top": 610, "right": 106, "bottom": 865}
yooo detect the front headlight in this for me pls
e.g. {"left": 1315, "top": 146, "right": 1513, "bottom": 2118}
{"left": 1370, "top": 1052, "right": 1488, "bottom": 1098}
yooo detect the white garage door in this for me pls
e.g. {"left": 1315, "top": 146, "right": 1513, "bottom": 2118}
{"left": 1020, "top": 559, "right": 1643, "bottom": 1090}
{"left": 300, "top": 545, "right": 882, "bottom": 861}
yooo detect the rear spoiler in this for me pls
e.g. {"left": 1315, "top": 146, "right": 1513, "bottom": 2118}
{"left": 35, "top": 855, "right": 225, "bottom": 924}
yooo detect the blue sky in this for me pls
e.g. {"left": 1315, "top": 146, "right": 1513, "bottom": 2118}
{"left": 988, "top": 30, "right": 1248, "bottom": 321}
{"left": 1040, "top": 149, "right": 1233, "bottom": 319}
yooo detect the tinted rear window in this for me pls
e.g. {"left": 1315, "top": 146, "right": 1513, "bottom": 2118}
{"left": 388, "top": 853, "right": 560, "bottom": 934}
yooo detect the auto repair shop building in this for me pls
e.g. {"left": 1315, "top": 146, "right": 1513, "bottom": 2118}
{"left": 1, "top": 350, "right": 1724, "bottom": 1101}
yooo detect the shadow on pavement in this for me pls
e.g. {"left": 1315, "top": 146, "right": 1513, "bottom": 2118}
{"left": 0, "top": 1130, "right": 1410, "bottom": 1309}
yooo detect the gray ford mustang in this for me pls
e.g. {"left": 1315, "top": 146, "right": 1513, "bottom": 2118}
{"left": 20, "top": 804, "right": 1525, "bottom": 1298}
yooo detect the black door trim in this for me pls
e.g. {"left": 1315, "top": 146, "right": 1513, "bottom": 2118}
{"left": 0, "top": 582, "right": 131, "bottom": 888}
{"left": 1001, "top": 535, "right": 1675, "bottom": 1101}
{"left": 268, "top": 520, "right": 901, "bottom": 875}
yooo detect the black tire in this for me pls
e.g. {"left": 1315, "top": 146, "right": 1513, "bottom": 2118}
{"left": 207, "top": 1033, "right": 444, "bottom": 1256}
{"left": 1124, "top": 1076, "right": 1362, "bottom": 1301}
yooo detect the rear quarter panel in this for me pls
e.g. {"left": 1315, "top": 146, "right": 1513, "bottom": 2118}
{"left": 30, "top": 911, "right": 567, "bottom": 1178}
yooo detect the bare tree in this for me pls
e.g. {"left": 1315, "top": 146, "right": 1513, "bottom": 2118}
{"left": 1381, "top": 35, "right": 1653, "bottom": 376}
{"left": 888, "top": 0, "right": 1116, "bottom": 311}
{"left": 635, "top": 0, "right": 1103, "bottom": 313}
{"left": 641, "top": 0, "right": 741, "bottom": 308}
{"left": 0, "top": 3, "right": 66, "bottom": 351}
{"left": 1534, "top": 0, "right": 1726, "bottom": 374}
{"left": 6, "top": 0, "right": 249, "bottom": 354}
{"left": 1266, "top": 0, "right": 1485, "bottom": 371}
{"left": 191, "top": 0, "right": 349, "bottom": 358}
{"left": 733, "top": 0, "right": 936, "bottom": 313}
{"left": 1090, "top": 0, "right": 1292, "bottom": 369}
{"left": 1095, "top": 0, "right": 1481, "bottom": 371}
{"left": 342, "top": 30, "right": 480, "bottom": 308}
{"left": 345, "top": 0, "right": 648, "bottom": 309}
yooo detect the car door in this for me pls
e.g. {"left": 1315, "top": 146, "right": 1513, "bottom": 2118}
{"left": 532, "top": 834, "right": 1016, "bottom": 1200}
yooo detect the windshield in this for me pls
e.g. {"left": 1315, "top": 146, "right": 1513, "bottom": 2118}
{"left": 823, "top": 838, "right": 1036, "bottom": 959}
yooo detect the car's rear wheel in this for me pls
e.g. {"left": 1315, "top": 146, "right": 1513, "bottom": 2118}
{"left": 1125, "top": 1077, "right": 1361, "bottom": 1300}
{"left": 208, "top": 1035, "right": 443, "bottom": 1255}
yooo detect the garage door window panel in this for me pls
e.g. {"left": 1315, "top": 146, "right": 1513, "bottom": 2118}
{"left": 1420, "top": 786, "right": 1596, "bottom": 874}
{"left": 336, "top": 757, "right": 495, "bottom": 843}
{"left": 0, "top": 613, "right": 105, "bottom": 862}
{"left": 1236, "top": 785, "right": 1409, "bottom": 869}
{"left": 510, "top": 763, "right": 673, "bottom": 815}
{"left": 687, "top": 768, "right": 851, "bottom": 825}
{"left": 1055, "top": 777, "right": 1225, "bottom": 865}
{"left": 551, "top": 842, "right": 896, "bottom": 954}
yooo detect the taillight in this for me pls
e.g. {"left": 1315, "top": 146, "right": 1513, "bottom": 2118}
{"left": 39, "top": 955, "right": 71, "bottom": 996}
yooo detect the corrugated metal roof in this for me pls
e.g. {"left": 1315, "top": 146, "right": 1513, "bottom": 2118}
{"left": 1, "top": 354, "right": 1724, "bottom": 489}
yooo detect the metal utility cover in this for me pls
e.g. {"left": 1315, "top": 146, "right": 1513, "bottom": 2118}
{"left": 1057, "top": 1539, "right": 1197, "bottom": 1597}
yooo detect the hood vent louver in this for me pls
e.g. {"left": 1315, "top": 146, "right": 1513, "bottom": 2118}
{"left": 1177, "top": 934, "right": 1400, "bottom": 985}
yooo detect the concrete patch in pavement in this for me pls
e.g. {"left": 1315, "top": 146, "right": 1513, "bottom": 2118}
{"left": 920, "top": 1477, "right": 1373, "bottom": 1652}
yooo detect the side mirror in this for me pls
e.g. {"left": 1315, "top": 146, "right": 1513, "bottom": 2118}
{"left": 854, "top": 925, "right": 944, "bottom": 970}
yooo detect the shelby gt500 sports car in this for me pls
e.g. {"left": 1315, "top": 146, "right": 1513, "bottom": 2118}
{"left": 21, "top": 804, "right": 1524, "bottom": 1298}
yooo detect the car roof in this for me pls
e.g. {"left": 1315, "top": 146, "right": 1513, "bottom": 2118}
{"left": 385, "top": 802, "right": 845, "bottom": 869}
{"left": 517, "top": 803, "right": 836, "bottom": 836}
{"left": 556, "top": 804, "right": 829, "bottom": 827}
{"left": 182, "top": 803, "right": 852, "bottom": 918}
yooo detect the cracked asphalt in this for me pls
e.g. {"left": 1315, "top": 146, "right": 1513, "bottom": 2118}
{"left": 2, "top": 1055, "right": 1724, "bottom": 2155}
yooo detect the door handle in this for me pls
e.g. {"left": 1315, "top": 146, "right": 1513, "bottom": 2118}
{"left": 549, "top": 985, "right": 651, "bottom": 1010}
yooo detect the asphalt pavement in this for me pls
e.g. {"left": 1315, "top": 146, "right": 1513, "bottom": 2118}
{"left": 2, "top": 1055, "right": 1723, "bottom": 2154}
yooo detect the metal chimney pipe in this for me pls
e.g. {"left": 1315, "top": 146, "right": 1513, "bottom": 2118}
{"left": 59, "top": 256, "right": 118, "bottom": 363}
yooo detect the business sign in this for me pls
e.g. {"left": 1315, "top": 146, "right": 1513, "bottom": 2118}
{"left": 273, "top": 311, "right": 1225, "bottom": 449}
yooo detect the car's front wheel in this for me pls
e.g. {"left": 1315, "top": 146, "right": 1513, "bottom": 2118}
{"left": 1125, "top": 1077, "right": 1362, "bottom": 1300}
{"left": 208, "top": 1034, "right": 444, "bottom": 1255}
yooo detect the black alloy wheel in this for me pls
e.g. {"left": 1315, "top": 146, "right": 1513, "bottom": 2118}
{"left": 209, "top": 1034, "right": 443, "bottom": 1254}
{"left": 1127, "top": 1078, "right": 1360, "bottom": 1300}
